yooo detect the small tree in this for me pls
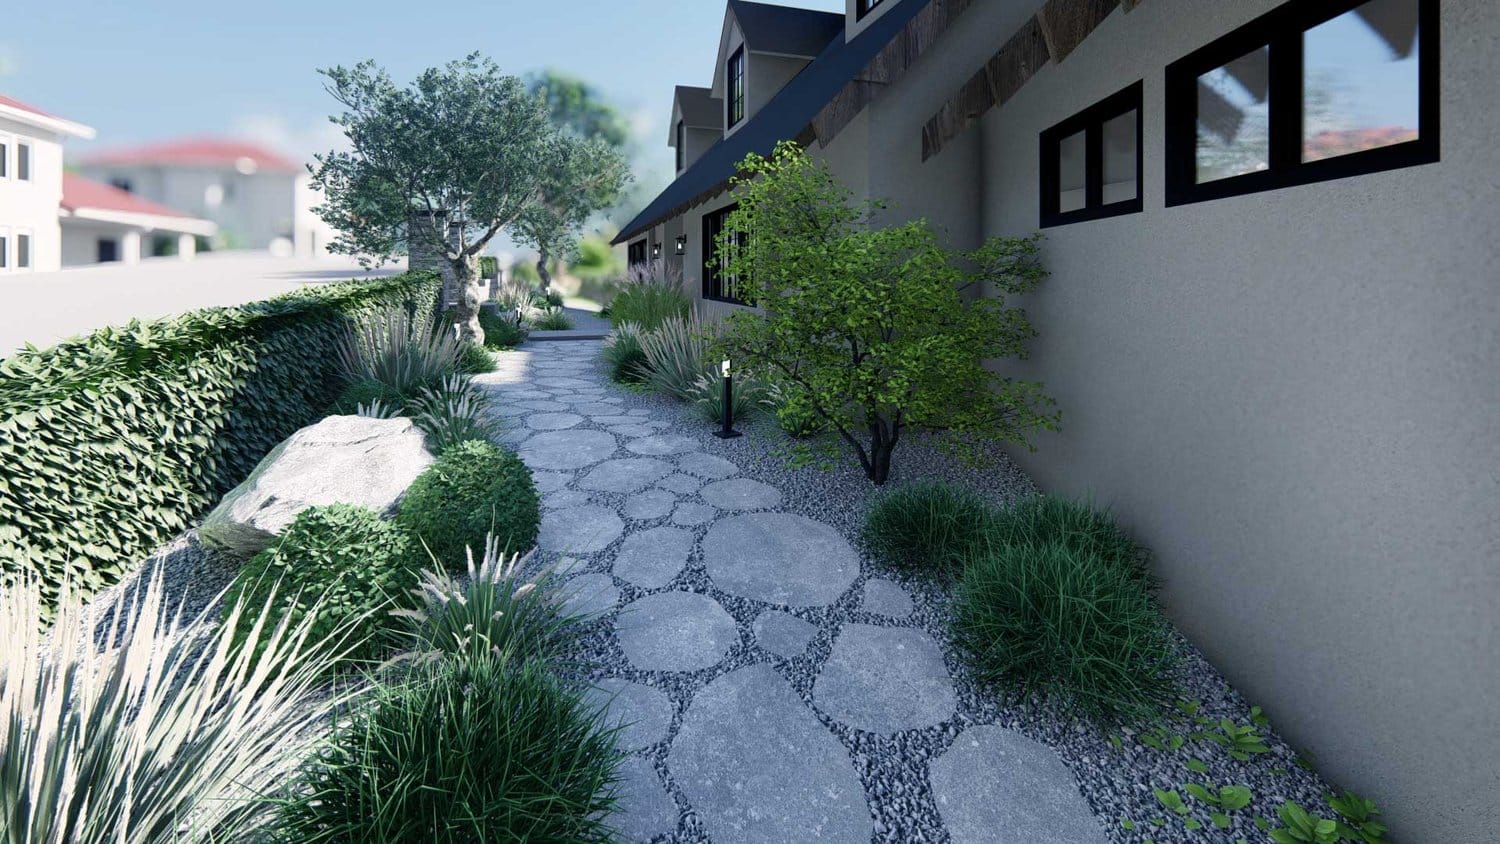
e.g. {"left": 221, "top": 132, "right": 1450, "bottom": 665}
{"left": 714, "top": 142, "right": 1058, "bottom": 484}
{"left": 311, "top": 54, "right": 623, "bottom": 342}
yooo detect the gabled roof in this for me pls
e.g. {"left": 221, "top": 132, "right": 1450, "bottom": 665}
{"left": 675, "top": 86, "right": 723, "bottom": 131}
{"left": 730, "top": 0, "right": 844, "bottom": 58}
{"left": 617, "top": 0, "right": 933, "bottom": 245}
{"left": 0, "top": 93, "right": 96, "bottom": 139}
{"left": 60, "top": 173, "right": 218, "bottom": 236}
{"left": 78, "top": 137, "right": 302, "bottom": 174}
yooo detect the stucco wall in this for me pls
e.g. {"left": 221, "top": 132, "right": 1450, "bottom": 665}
{"left": 970, "top": 1, "right": 1499, "bottom": 840}
{"left": 0, "top": 117, "right": 64, "bottom": 273}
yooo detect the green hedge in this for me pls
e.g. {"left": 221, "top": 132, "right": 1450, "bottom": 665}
{"left": 0, "top": 271, "right": 443, "bottom": 608}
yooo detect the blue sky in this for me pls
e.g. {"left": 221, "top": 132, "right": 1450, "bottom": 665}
{"left": 0, "top": 0, "right": 844, "bottom": 192}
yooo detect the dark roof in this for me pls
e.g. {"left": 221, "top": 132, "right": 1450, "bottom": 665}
{"left": 675, "top": 86, "right": 722, "bottom": 129}
{"left": 617, "top": 0, "right": 931, "bottom": 244}
{"left": 731, "top": 0, "right": 844, "bottom": 58}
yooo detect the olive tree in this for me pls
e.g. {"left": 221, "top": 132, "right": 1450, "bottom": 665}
{"left": 311, "top": 53, "right": 623, "bottom": 341}
{"left": 713, "top": 142, "right": 1059, "bottom": 484}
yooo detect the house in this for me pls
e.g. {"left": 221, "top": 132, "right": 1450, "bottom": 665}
{"left": 59, "top": 173, "right": 217, "bottom": 266}
{"left": 615, "top": 1, "right": 1497, "bottom": 840}
{"left": 0, "top": 94, "right": 96, "bottom": 273}
{"left": 75, "top": 137, "right": 335, "bottom": 258}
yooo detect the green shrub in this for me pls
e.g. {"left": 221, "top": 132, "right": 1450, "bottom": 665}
{"left": 331, "top": 378, "right": 404, "bottom": 415}
{"left": 690, "top": 370, "right": 766, "bottom": 423}
{"left": 337, "top": 311, "right": 462, "bottom": 406}
{"left": 225, "top": 504, "right": 417, "bottom": 665}
{"left": 862, "top": 480, "right": 997, "bottom": 578}
{"left": 397, "top": 440, "right": 539, "bottom": 571}
{"left": 275, "top": 653, "right": 621, "bottom": 842}
{"left": 0, "top": 271, "right": 441, "bottom": 611}
{"left": 607, "top": 266, "right": 691, "bottom": 330}
{"left": 458, "top": 342, "right": 496, "bottom": 374}
{"left": 640, "top": 314, "right": 711, "bottom": 401}
{"left": 983, "top": 495, "right": 1152, "bottom": 582}
{"left": 2, "top": 568, "right": 346, "bottom": 843}
{"left": 408, "top": 374, "right": 500, "bottom": 454}
{"left": 602, "top": 323, "right": 650, "bottom": 384}
{"left": 953, "top": 539, "right": 1176, "bottom": 722}
{"left": 532, "top": 307, "right": 574, "bottom": 331}
{"left": 531, "top": 289, "right": 565, "bottom": 310}
{"left": 478, "top": 255, "right": 500, "bottom": 279}
{"left": 768, "top": 381, "right": 826, "bottom": 438}
{"left": 394, "top": 537, "right": 579, "bottom": 665}
{"left": 479, "top": 307, "right": 528, "bottom": 349}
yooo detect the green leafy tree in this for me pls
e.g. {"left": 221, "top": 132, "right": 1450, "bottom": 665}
{"left": 516, "top": 70, "right": 632, "bottom": 290}
{"left": 312, "top": 54, "right": 596, "bottom": 342}
{"left": 713, "top": 142, "right": 1058, "bottom": 484}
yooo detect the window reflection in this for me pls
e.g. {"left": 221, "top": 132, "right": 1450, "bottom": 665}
{"left": 1303, "top": 0, "right": 1420, "bottom": 163}
{"left": 1196, "top": 47, "right": 1270, "bottom": 183}
{"left": 1102, "top": 109, "right": 1138, "bottom": 204}
{"left": 1057, "top": 130, "right": 1086, "bottom": 213}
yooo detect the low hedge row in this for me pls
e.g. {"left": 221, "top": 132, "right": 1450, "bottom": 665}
{"left": 0, "top": 271, "right": 443, "bottom": 608}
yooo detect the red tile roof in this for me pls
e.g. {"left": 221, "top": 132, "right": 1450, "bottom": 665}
{"left": 0, "top": 93, "right": 57, "bottom": 120}
{"left": 78, "top": 137, "right": 303, "bottom": 173}
{"left": 61, "top": 172, "right": 195, "bottom": 219}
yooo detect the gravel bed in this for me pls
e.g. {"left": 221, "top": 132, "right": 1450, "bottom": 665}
{"left": 528, "top": 341, "right": 1334, "bottom": 844}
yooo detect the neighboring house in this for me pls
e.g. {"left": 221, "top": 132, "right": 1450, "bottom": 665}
{"left": 59, "top": 173, "right": 217, "bottom": 266}
{"left": 0, "top": 94, "right": 95, "bottom": 273}
{"left": 616, "top": 1, "right": 1497, "bottom": 841}
{"left": 75, "top": 138, "right": 335, "bottom": 258}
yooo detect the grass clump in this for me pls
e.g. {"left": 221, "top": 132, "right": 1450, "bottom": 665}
{"left": 396, "top": 440, "right": 539, "bottom": 572}
{"left": 861, "top": 480, "right": 997, "bottom": 578}
{"left": 458, "top": 342, "right": 496, "bottom": 374}
{"left": 1, "top": 569, "right": 348, "bottom": 843}
{"left": 274, "top": 652, "right": 621, "bottom": 842}
{"left": 532, "top": 307, "right": 574, "bottom": 331}
{"left": 225, "top": 503, "right": 416, "bottom": 665}
{"left": 640, "top": 314, "right": 711, "bottom": 401}
{"left": 984, "top": 495, "right": 1152, "bottom": 581}
{"left": 337, "top": 312, "right": 462, "bottom": 406}
{"left": 408, "top": 374, "right": 500, "bottom": 454}
{"left": 607, "top": 266, "right": 691, "bottom": 331}
{"left": 953, "top": 539, "right": 1176, "bottom": 723}
{"left": 479, "top": 307, "right": 528, "bottom": 349}
{"left": 603, "top": 323, "right": 650, "bottom": 384}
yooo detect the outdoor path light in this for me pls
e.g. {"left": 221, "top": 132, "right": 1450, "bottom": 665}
{"left": 713, "top": 359, "right": 742, "bottom": 439}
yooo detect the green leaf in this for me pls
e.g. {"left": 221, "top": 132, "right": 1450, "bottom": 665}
{"left": 1186, "top": 758, "right": 1209, "bottom": 774}
{"left": 1211, "top": 812, "right": 1231, "bottom": 829}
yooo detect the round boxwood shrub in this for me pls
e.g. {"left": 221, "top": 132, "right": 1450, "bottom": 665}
{"left": 861, "top": 480, "right": 997, "bottom": 578}
{"left": 275, "top": 653, "right": 621, "bottom": 842}
{"left": 396, "top": 440, "right": 540, "bottom": 571}
{"left": 224, "top": 503, "right": 417, "bottom": 665}
{"left": 953, "top": 539, "right": 1176, "bottom": 723}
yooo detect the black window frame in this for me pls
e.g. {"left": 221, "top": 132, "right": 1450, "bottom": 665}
{"left": 726, "top": 47, "right": 746, "bottom": 129}
{"left": 702, "top": 203, "right": 749, "bottom": 305}
{"left": 855, "top": 0, "right": 885, "bottom": 20}
{"left": 627, "top": 239, "right": 648, "bottom": 268}
{"left": 675, "top": 119, "right": 686, "bottom": 172}
{"left": 1165, "top": 0, "right": 1438, "bottom": 207}
{"left": 1039, "top": 81, "right": 1144, "bottom": 228}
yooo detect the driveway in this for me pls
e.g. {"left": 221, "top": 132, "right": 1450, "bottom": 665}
{"left": 0, "top": 253, "right": 402, "bottom": 356}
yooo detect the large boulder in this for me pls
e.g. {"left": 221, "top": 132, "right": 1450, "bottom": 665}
{"left": 200, "top": 415, "right": 435, "bottom": 558}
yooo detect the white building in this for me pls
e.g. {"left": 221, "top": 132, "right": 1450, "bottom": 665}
{"left": 76, "top": 138, "right": 335, "bottom": 258}
{"left": 0, "top": 94, "right": 95, "bottom": 273}
{"left": 59, "top": 172, "right": 216, "bottom": 266}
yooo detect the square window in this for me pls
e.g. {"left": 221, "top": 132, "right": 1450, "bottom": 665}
{"left": 17, "top": 142, "right": 30, "bottom": 181}
{"left": 1039, "top": 82, "right": 1144, "bottom": 228}
{"left": 1166, "top": 0, "right": 1436, "bottom": 206}
{"left": 1303, "top": 0, "right": 1421, "bottom": 163}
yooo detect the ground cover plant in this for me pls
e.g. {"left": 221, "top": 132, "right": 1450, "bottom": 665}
{"left": 225, "top": 503, "right": 417, "bottom": 666}
{"left": 396, "top": 440, "right": 540, "bottom": 571}
{"left": 273, "top": 651, "right": 621, "bottom": 842}
{"left": 981, "top": 494, "right": 1152, "bottom": 582}
{"left": 1, "top": 568, "right": 350, "bottom": 843}
{"left": 458, "top": 342, "right": 497, "bottom": 374}
{"left": 711, "top": 141, "right": 1058, "bottom": 484}
{"left": 861, "top": 480, "right": 997, "bottom": 578}
{"left": 0, "top": 271, "right": 441, "bottom": 612}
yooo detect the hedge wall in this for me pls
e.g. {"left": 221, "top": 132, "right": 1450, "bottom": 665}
{"left": 0, "top": 271, "right": 442, "bottom": 608}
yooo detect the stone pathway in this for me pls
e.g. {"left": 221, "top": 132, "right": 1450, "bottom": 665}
{"left": 476, "top": 342, "right": 1105, "bottom": 843}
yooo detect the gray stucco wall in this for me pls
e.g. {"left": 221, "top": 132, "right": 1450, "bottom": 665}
{"left": 969, "top": 2, "right": 1498, "bottom": 840}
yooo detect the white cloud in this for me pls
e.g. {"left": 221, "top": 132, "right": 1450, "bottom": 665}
{"left": 229, "top": 113, "right": 349, "bottom": 164}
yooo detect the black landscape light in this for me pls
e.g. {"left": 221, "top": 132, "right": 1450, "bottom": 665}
{"left": 713, "top": 359, "right": 742, "bottom": 439}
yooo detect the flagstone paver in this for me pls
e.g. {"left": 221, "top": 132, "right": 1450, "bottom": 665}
{"left": 616, "top": 591, "right": 738, "bottom": 672}
{"left": 612, "top": 526, "right": 693, "bottom": 588}
{"left": 814, "top": 623, "right": 956, "bottom": 735}
{"left": 703, "top": 513, "right": 859, "bottom": 607}
{"left": 671, "top": 664, "right": 872, "bottom": 844}
{"left": 930, "top": 726, "right": 1105, "bottom": 844}
{"left": 476, "top": 342, "right": 1105, "bottom": 843}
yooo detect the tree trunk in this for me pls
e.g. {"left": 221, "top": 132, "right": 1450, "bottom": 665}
{"left": 536, "top": 244, "right": 553, "bottom": 292}
{"left": 447, "top": 255, "right": 483, "bottom": 344}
